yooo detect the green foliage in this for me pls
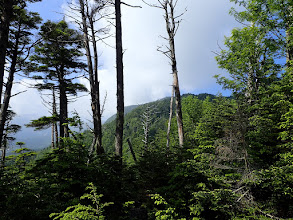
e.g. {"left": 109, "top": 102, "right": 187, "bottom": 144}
{"left": 26, "top": 115, "right": 59, "bottom": 130}
{"left": 5, "top": 147, "right": 36, "bottom": 172}
{"left": 189, "top": 189, "right": 236, "bottom": 219}
{"left": 102, "top": 94, "right": 216, "bottom": 160}
{"left": 50, "top": 183, "right": 113, "bottom": 220}
{"left": 27, "top": 20, "right": 86, "bottom": 80}
{"left": 151, "top": 194, "right": 184, "bottom": 220}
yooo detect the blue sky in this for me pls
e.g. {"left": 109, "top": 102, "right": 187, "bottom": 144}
{"left": 27, "top": 0, "right": 65, "bottom": 21}
{"left": 12, "top": 0, "right": 240, "bottom": 128}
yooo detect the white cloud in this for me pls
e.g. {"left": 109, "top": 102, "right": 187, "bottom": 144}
{"left": 17, "top": 0, "right": 241, "bottom": 125}
{"left": 10, "top": 79, "right": 46, "bottom": 119}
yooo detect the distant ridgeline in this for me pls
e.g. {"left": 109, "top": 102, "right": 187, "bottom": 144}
{"left": 102, "top": 93, "right": 217, "bottom": 160}
{"left": 104, "top": 93, "right": 216, "bottom": 125}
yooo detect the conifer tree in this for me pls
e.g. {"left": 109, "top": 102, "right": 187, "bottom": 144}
{"left": 0, "top": 2, "right": 41, "bottom": 150}
{"left": 27, "top": 20, "right": 87, "bottom": 141}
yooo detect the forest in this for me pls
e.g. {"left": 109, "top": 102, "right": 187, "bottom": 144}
{"left": 0, "top": 0, "right": 293, "bottom": 219}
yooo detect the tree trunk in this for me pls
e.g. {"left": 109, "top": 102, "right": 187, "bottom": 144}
{"left": 166, "top": 86, "right": 174, "bottom": 149}
{"left": 115, "top": 0, "right": 124, "bottom": 158}
{"left": 0, "top": 0, "right": 13, "bottom": 105}
{"left": 59, "top": 76, "right": 69, "bottom": 139}
{"left": 0, "top": 134, "right": 7, "bottom": 168}
{"left": 79, "top": 0, "right": 104, "bottom": 154}
{"left": 165, "top": 0, "right": 184, "bottom": 147}
{"left": 51, "top": 123, "right": 55, "bottom": 148}
{"left": 0, "top": 31, "right": 19, "bottom": 148}
{"left": 89, "top": 12, "right": 103, "bottom": 154}
{"left": 127, "top": 138, "right": 137, "bottom": 162}
{"left": 52, "top": 87, "right": 59, "bottom": 147}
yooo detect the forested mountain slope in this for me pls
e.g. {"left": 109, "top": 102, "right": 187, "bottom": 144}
{"left": 102, "top": 93, "right": 216, "bottom": 159}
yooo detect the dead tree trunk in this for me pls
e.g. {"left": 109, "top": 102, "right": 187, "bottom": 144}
{"left": 78, "top": 0, "right": 104, "bottom": 154}
{"left": 115, "top": 0, "right": 124, "bottom": 158}
{"left": 142, "top": 104, "right": 158, "bottom": 151}
{"left": 142, "top": 106, "right": 151, "bottom": 151}
{"left": 88, "top": 7, "right": 103, "bottom": 154}
{"left": 166, "top": 86, "right": 174, "bottom": 149}
{"left": 127, "top": 138, "right": 137, "bottom": 162}
{"left": 143, "top": 0, "right": 184, "bottom": 147}
{"left": 164, "top": 0, "right": 184, "bottom": 147}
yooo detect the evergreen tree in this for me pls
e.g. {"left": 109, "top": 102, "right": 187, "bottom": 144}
{"left": 0, "top": 3, "right": 41, "bottom": 160}
{"left": 27, "top": 20, "right": 87, "bottom": 141}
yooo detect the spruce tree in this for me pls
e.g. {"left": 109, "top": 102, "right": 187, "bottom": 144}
{"left": 27, "top": 20, "right": 87, "bottom": 141}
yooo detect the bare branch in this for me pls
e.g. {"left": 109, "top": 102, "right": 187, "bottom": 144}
{"left": 11, "top": 90, "right": 27, "bottom": 98}
{"left": 121, "top": 2, "right": 142, "bottom": 8}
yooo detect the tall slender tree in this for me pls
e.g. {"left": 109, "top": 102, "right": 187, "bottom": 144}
{"left": 114, "top": 0, "right": 124, "bottom": 157}
{"left": 27, "top": 20, "right": 87, "bottom": 141}
{"left": 68, "top": 0, "right": 109, "bottom": 154}
{"left": 25, "top": 84, "right": 59, "bottom": 148}
{"left": 226, "top": 0, "right": 292, "bottom": 165}
{"left": 0, "top": 3, "right": 41, "bottom": 149}
{"left": 143, "top": 0, "right": 185, "bottom": 148}
{"left": 216, "top": 5, "right": 283, "bottom": 166}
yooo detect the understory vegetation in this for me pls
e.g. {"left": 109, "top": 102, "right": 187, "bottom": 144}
{"left": 1, "top": 93, "right": 293, "bottom": 219}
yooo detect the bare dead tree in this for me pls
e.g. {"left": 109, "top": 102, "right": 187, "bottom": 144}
{"left": 127, "top": 138, "right": 137, "bottom": 162}
{"left": 211, "top": 108, "right": 258, "bottom": 214}
{"left": 114, "top": 0, "right": 124, "bottom": 157}
{"left": 142, "top": 0, "right": 185, "bottom": 147}
{"left": 166, "top": 85, "right": 174, "bottom": 149}
{"left": 67, "top": 0, "right": 111, "bottom": 154}
{"left": 141, "top": 104, "right": 159, "bottom": 151}
{"left": 113, "top": 0, "right": 141, "bottom": 159}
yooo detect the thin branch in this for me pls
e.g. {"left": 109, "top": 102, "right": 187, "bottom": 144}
{"left": 121, "top": 2, "right": 142, "bottom": 8}
{"left": 11, "top": 90, "right": 27, "bottom": 98}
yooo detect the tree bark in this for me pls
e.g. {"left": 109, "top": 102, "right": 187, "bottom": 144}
{"left": 52, "top": 86, "right": 59, "bottom": 147}
{"left": 58, "top": 71, "right": 69, "bottom": 139}
{"left": 0, "top": 131, "right": 8, "bottom": 168}
{"left": 127, "top": 138, "right": 136, "bottom": 162}
{"left": 79, "top": 0, "right": 104, "bottom": 154}
{"left": 0, "top": 0, "right": 13, "bottom": 105}
{"left": 51, "top": 123, "right": 54, "bottom": 148}
{"left": 0, "top": 29, "right": 19, "bottom": 148}
{"left": 89, "top": 9, "right": 103, "bottom": 154}
{"left": 166, "top": 86, "right": 174, "bottom": 149}
{"left": 165, "top": 0, "right": 184, "bottom": 147}
{"left": 115, "top": 0, "right": 124, "bottom": 158}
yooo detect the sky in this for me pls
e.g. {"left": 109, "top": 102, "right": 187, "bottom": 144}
{"left": 10, "top": 0, "right": 242, "bottom": 129}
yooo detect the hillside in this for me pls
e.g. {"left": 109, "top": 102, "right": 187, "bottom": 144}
{"left": 104, "top": 105, "right": 139, "bottom": 124}
{"left": 102, "top": 93, "right": 216, "bottom": 159}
